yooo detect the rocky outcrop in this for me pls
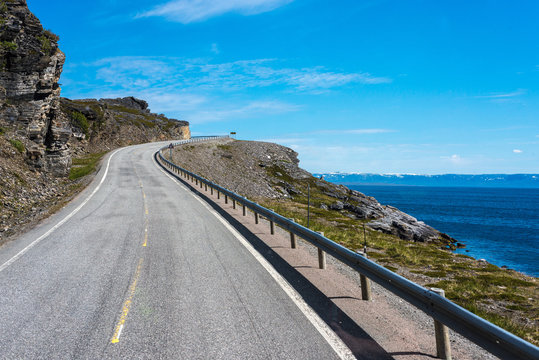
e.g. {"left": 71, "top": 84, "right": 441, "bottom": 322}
{"left": 171, "top": 139, "right": 457, "bottom": 246}
{"left": 0, "top": 0, "right": 70, "bottom": 176}
{"left": 61, "top": 97, "right": 190, "bottom": 154}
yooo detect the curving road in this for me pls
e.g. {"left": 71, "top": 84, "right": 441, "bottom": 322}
{"left": 0, "top": 142, "right": 353, "bottom": 359}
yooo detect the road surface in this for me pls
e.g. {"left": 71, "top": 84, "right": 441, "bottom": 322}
{"left": 0, "top": 142, "right": 353, "bottom": 359}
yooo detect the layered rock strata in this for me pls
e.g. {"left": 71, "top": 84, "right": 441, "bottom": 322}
{"left": 0, "top": 0, "right": 70, "bottom": 176}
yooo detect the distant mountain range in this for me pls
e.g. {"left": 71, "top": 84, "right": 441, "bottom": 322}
{"left": 313, "top": 173, "right": 539, "bottom": 188}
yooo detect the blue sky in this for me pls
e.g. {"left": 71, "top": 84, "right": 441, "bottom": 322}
{"left": 29, "top": 0, "right": 538, "bottom": 174}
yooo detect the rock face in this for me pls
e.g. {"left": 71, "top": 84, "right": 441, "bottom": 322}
{"left": 61, "top": 97, "right": 190, "bottom": 154}
{"left": 0, "top": 0, "right": 70, "bottom": 176}
{"left": 171, "top": 139, "right": 457, "bottom": 246}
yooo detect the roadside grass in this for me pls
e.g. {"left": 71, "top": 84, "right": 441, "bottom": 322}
{"left": 69, "top": 151, "right": 108, "bottom": 180}
{"left": 172, "top": 140, "right": 538, "bottom": 345}
{"left": 258, "top": 196, "right": 538, "bottom": 345}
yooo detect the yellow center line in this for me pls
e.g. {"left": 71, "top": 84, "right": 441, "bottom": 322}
{"left": 141, "top": 187, "right": 149, "bottom": 245}
{"left": 110, "top": 257, "right": 144, "bottom": 344}
{"left": 142, "top": 227, "right": 148, "bottom": 247}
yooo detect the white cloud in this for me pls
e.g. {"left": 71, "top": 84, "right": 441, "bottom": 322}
{"left": 440, "top": 154, "right": 462, "bottom": 164}
{"left": 513, "top": 149, "right": 523, "bottom": 154}
{"left": 257, "top": 137, "right": 308, "bottom": 144}
{"left": 312, "top": 128, "right": 395, "bottom": 135}
{"left": 474, "top": 89, "right": 526, "bottom": 99}
{"left": 69, "top": 56, "right": 388, "bottom": 124}
{"left": 88, "top": 56, "right": 390, "bottom": 93}
{"left": 137, "top": 0, "right": 294, "bottom": 23}
{"left": 210, "top": 43, "right": 220, "bottom": 54}
{"left": 185, "top": 100, "right": 300, "bottom": 123}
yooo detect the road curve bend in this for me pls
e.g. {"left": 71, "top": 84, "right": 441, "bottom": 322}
{"left": 0, "top": 142, "right": 353, "bottom": 359}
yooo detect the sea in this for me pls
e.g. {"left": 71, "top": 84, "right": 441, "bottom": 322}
{"left": 345, "top": 185, "right": 539, "bottom": 277}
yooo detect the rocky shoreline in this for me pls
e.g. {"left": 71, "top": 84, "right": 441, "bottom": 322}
{"left": 172, "top": 138, "right": 458, "bottom": 247}
{"left": 170, "top": 138, "right": 538, "bottom": 345}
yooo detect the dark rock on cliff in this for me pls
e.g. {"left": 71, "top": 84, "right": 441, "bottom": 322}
{"left": 0, "top": 0, "right": 69, "bottom": 176}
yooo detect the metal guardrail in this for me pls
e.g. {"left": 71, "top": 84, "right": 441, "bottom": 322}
{"left": 156, "top": 136, "right": 539, "bottom": 360}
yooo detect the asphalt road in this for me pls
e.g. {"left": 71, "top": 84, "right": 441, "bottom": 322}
{"left": 0, "top": 142, "right": 352, "bottom": 359}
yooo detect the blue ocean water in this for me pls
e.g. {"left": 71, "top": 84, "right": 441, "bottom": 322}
{"left": 347, "top": 185, "right": 539, "bottom": 277}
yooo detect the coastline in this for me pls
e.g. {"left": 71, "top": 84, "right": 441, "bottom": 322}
{"left": 342, "top": 184, "right": 539, "bottom": 278}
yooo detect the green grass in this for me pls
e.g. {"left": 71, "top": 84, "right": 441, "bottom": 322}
{"left": 69, "top": 152, "right": 108, "bottom": 180}
{"left": 173, "top": 139, "right": 538, "bottom": 345}
{"left": 0, "top": 126, "right": 5, "bottom": 135}
{"left": 259, "top": 196, "right": 538, "bottom": 345}
{"left": 217, "top": 144, "right": 232, "bottom": 151}
{"left": 0, "top": 41, "right": 17, "bottom": 52}
{"left": 37, "top": 35, "right": 52, "bottom": 54}
{"left": 70, "top": 111, "right": 89, "bottom": 136}
{"left": 9, "top": 139, "right": 24, "bottom": 153}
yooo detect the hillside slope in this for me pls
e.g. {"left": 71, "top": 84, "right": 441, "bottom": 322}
{"left": 0, "top": 1, "right": 190, "bottom": 245}
{"left": 172, "top": 138, "right": 456, "bottom": 245}
{"left": 171, "top": 138, "right": 538, "bottom": 345}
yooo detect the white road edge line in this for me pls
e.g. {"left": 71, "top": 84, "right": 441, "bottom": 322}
{"left": 155, "top": 157, "right": 356, "bottom": 360}
{"left": 0, "top": 148, "right": 123, "bottom": 273}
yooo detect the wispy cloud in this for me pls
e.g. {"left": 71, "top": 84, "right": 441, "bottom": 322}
{"left": 88, "top": 56, "right": 391, "bottom": 93}
{"left": 441, "top": 154, "right": 463, "bottom": 165}
{"left": 311, "top": 128, "right": 395, "bottom": 135}
{"left": 513, "top": 149, "right": 523, "bottom": 154}
{"left": 210, "top": 43, "right": 220, "bottom": 54}
{"left": 137, "top": 0, "right": 294, "bottom": 23}
{"left": 474, "top": 89, "right": 526, "bottom": 99}
{"left": 187, "top": 100, "right": 301, "bottom": 123}
{"left": 69, "top": 56, "right": 388, "bottom": 123}
{"left": 257, "top": 137, "right": 309, "bottom": 144}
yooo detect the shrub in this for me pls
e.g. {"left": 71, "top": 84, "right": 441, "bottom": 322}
{"left": 0, "top": 41, "right": 17, "bottom": 52}
{"left": 71, "top": 111, "right": 89, "bottom": 136}
{"left": 9, "top": 139, "right": 24, "bottom": 153}
{"left": 44, "top": 29, "right": 60, "bottom": 43}
{"left": 37, "top": 35, "right": 52, "bottom": 55}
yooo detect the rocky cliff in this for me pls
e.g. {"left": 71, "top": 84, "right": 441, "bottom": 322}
{"left": 0, "top": 1, "right": 191, "bottom": 176}
{"left": 61, "top": 97, "right": 190, "bottom": 155}
{"left": 171, "top": 139, "right": 457, "bottom": 246}
{"left": 0, "top": 0, "right": 70, "bottom": 176}
{"left": 0, "top": 1, "right": 190, "bottom": 245}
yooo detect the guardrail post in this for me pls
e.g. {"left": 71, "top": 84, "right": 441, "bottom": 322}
{"left": 269, "top": 210, "right": 275, "bottom": 235}
{"left": 242, "top": 204, "right": 246, "bottom": 216}
{"left": 200, "top": 181, "right": 203, "bottom": 189}
{"left": 225, "top": 194, "right": 228, "bottom": 204}
{"left": 358, "top": 252, "right": 372, "bottom": 301}
{"left": 432, "top": 288, "right": 452, "bottom": 360}
{"left": 317, "top": 232, "right": 326, "bottom": 269}
{"left": 205, "top": 184, "right": 207, "bottom": 191}
{"left": 217, "top": 190, "right": 220, "bottom": 199}
{"left": 255, "top": 212, "right": 259, "bottom": 224}
{"left": 211, "top": 186, "right": 214, "bottom": 195}
{"left": 195, "top": 178, "right": 198, "bottom": 186}
{"left": 289, "top": 218, "right": 297, "bottom": 249}
{"left": 232, "top": 198, "right": 236, "bottom": 209}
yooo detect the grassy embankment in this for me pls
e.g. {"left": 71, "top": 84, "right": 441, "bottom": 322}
{"left": 258, "top": 164, "right": 538, "bottom": 345}
{"left": 69, "top": 151, "right": 108, "bottom": 180}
